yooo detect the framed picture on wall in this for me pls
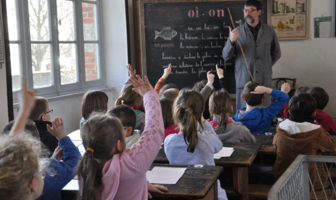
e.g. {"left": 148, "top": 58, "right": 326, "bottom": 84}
{"left": 268, "top": 0, "right": 310, "bottom": 40}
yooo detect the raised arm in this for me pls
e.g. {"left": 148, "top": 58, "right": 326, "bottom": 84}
{"left": 154, "top": 63, "right": 171, "bottom": 94}
{"left": 200, "top": 71, "right": 214, "bottom": 101}
{"left": 126, "top": 75, "right": 164, "bottom": 172}
{"left": 46, "top": 118, "right": 81, "bottom": 190}
{"left": 251, "top": 86, "right": 289, "bottom": 119}
{"left": 216, "top": 65, "right": 226, "bottom": 90}
{"left": 9, "top": 80, "right": 37, "bottom": 137}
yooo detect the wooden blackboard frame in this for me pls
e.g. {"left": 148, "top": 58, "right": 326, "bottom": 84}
{"left": 134, "top": 0, "right": 272, "bottom": 87}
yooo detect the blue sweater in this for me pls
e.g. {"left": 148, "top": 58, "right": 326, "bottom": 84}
{"left": 232, "top": 89, "right": 289, "bottom": 134}
{"left": 37, "top": 136, "right": 81, "bottom": 200}
{"left": 164, "top": 121, "right": 222, "bottom": 166}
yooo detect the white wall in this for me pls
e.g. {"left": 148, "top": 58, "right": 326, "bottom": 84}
{"left": 273, "top": 0, "right": 336, "bottom": 117}
{"left": 102, "top": 0, "right": 129, "bottom": 102}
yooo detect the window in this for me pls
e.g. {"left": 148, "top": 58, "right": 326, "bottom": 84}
{"left": 6, "top": 0, "right": 105, "bottom": 100}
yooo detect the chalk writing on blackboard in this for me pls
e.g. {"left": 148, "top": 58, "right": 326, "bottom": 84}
{"left": 142, "top": 1, "right": 267, "bottom": 93}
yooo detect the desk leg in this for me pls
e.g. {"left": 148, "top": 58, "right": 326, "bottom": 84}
{"left": 233, "top": 167, "right": 249, "bottom": 200}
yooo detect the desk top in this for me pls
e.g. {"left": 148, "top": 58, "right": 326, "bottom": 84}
{"left": 63, "top": 164, "right": 223, "bottom": 199}
{"left": 150, "top": 164, "right": 223, "bottom": 199}
{"left": 155, "top": 143, "right": 261, "bottom": 167}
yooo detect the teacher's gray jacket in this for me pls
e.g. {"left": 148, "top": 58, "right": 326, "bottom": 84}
{"left": 222, "top": 22, "right": 281, "bottom": 109}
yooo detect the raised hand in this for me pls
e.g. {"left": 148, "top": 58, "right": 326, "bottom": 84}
{"left": 229, "top": 26, "right": 240, "bottom": 44}
{"left": 18, "top": 78, "right": 37, "bottom": 114}
{"left": 207, "top": 71, "right": 215, "bottom": 85}
{"left": 162, "top": 63, "right": 172, "bottom": 79}
{"left": 250, "top": 86, "right": 272, "bottom": 95}
{"left": 216, "top": 64, "right": 224, "bottom": 79}
{"left": 129, "top": 75, "right": 154, "bottom": 97}
{"left": 126, "top": 64, "right": 136, "bottom": 77}
{"left": 281, "top": 82, "right": 291, "bottom": 94}
{"left": 47, "top": 118, "right": 67, "bottom": 140}
{"left": 9, "top": 78, "right": 38, "bottom": 136}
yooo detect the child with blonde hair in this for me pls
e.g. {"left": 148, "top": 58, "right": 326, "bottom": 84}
{"left": 77, "top": 75, "right": 164, "bottom": 200}
{"left": 0, "top": 81, "right": 44, "bottom": 200}
{"left": 164, "top": 89, "right": 228, "bottom": 200}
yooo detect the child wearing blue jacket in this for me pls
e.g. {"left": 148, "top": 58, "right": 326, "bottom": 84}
{"left": 232, "top": 81, "right": 289, "bottom": 134}
{"left": 37, "top": 118, "right": 81, "bottom": 200}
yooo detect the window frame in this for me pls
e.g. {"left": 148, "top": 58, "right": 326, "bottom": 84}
{"left": 9, "top": 0, "right": 106, "bottom": 101}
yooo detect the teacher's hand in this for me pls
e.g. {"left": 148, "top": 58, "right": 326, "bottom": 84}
{"left": 229, "top": 26, "right": 239, "bottom": 45}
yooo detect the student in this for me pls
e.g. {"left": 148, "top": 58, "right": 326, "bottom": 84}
{"left": 80, "top": 90, "right": 108, "bottom": 130}
{"left": 232, "top": 81, "right": 289, "bottom": 134}
{"left": 159, "top": 83, "right": 179, "bottom": 97}
{"left": 280, "top": 86, "right": 309, "bottom": 119}
{"left": 2, "top": 119, "right": 40, "bottom": 138}
{"left": 0, "top": 81, "right": 43, "bottom": 200}
{"left": 77, "top": 75, "right": 165, "bottom": 200}
{"left": 115, "top": 84, "right": 145, "bottom": 133}
{"left": 109, "top": 105, "right": 168, "bottom": 198}
{"left": 192, "top": 72, "right": 215, "bottom": 119}
{"left": 164, "top": 89, "right": 228, "bottom": 200}
{"left": 212, "top": 65, "right": 255, "bottom": 142}
{"left": 307, "top": 86, "right": 336, "bottom": 135}
{"left": 29, "top": 96, "right": 58, "bottom": 156}
{"left": 273, "top": 93, "right": 336, "bottom": 190}
{"left": 37, "top": 117, "right": 81, "bottom": 200}
{"left": 108, "top": 105, "right": 140, "bottom": 149}
{"left": 160, "top": 98, "right": 179, "bottom": 139}
{"left": 161, "top": 88, "right": 179, "bottom": 101}
{"left": 209, "top": 90, "right": 256, "bottom": 143}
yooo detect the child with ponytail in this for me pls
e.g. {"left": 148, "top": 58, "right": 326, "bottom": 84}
{"left": 209, "top": 90, "right": 256, "bottom": 143}
{"left": 164, "top": 89, "right": 228, "bottom": 200}
{"left": 77, "top": 75, "right": 164, "bottom": 200}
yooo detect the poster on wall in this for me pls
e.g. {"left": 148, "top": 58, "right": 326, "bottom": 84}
{"left": 314, "top": 16, "right": 332, "bottom": 38}
{"left": 0, "top": 0, "right": 5, "bottom": 68}
{"left": 269, "top": 0, "right": 310, "bottom": 40}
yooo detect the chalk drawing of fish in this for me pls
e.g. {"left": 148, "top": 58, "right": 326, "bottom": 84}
{"left": 155, "top": 27, "right": 177, "bottom": 40}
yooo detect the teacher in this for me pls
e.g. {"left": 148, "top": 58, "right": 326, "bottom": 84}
{"left": 222, "top": 0, "right": 281, "bottom": 110}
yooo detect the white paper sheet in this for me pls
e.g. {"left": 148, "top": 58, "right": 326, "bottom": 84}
{"left": 63, "top": 179, "right": 79, "bottom": 191}
{"left": 214, "top": 147, "right": 234, "bottom": 159}
{"left": 146, "top": 167, "right": 186, "bottom": 184}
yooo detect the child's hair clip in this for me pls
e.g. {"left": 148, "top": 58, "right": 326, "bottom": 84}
{"left": 185, "top": 108, "right": 189, "bottom": 112}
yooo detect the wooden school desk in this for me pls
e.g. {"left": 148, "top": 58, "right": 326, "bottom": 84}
{"left": 150, "top": 164, "right": 223, "bottom": 200}
{"left": 155, "top": 143, "right": 261, "bottom": 200}
{"left": 62, "top": 165, "right": 222, "bottom": 200}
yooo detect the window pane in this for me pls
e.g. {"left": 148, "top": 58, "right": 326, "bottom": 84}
{"left": 31, "top": 44, "right": 52, "bottom": 88}
{"left": 29, "top": 0, "right": 50, "bottom": 41}
{"left": 85, "top": 43, "right": 99, "bottom": 81}
{"left": 82, "top": 3, "right": 97, "bottom": 40}
{"left": 6, "top": 0, "right": 19, "bottom": 41}
{"left": 57, "top": 0, "right": 75, "bottom": 41}
{"left": 60, "top": 43, "right": 77, "bottom": 84}
{"left": 10, "top": 44, "right": 21, "bottom": 91}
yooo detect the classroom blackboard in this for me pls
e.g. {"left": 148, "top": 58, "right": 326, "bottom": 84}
{"left": 134, "top": 0, "right": 269, "bottom": 93}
